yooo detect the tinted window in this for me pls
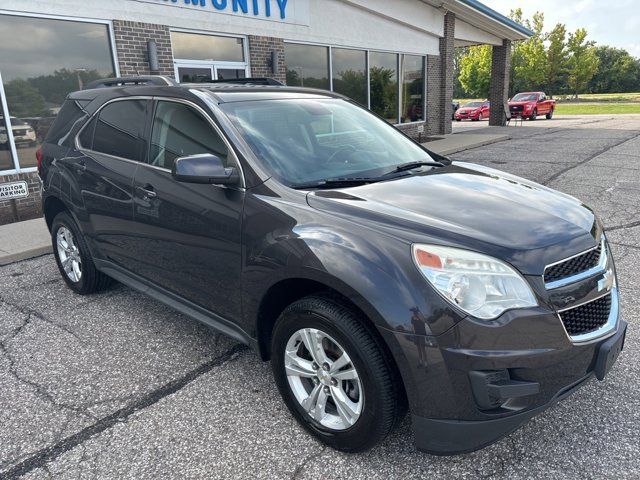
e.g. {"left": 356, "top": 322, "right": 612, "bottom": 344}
{"left": 45, "top": 100, "right": 87, "bottom": 147}
{"left": 92, "top": 100, "right": 147, "bottom": 162}
{"left": 171, "top": 32, "right": 245, "bottom": 62}
{"left": 369, "top": 52, "right": 398, "bottom": 123}
{"left": 285, "top": 43, "right": 330, "bottom": 90}
{"left": 149, "top": 101, "right": 228, "bottom": 170}
{"left": 0, "top": 14, "right": 115, "bottom": 170}
{"left": 332, "top": 48, "right": 367, "bottom": 107}
{"left": 400, "top": 55, "right": 425, "bottom": 123}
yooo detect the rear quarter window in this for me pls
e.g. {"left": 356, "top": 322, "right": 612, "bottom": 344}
{"left": 44, "top": 99, "right": 89, "bottom": 147}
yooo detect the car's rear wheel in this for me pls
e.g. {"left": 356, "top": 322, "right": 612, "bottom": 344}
{"left": 51, "top": 211, "right": 112, "bottom": 294}
{"left": 546, "top": 108, "right": 554, "bottom": 119}
{"left": 271, "top": 295, "right": 402, "bottom": 452}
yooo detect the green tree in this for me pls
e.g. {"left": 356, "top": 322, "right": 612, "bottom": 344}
{"left": 3, "top": 79, "right": 48, "bottom": 118}
{"left": 512, "top": 11, "right": 546, "bottom": 93}
{"left": 369, "top": 66, "right": 398, "bottom": 120}
{"left": 545, "top": 23, "right": 569, "bottom": 96}
{"left": 589, "top": 46, "right": 640, "bottom": 93}
{"left": 567, "top": 28, "right": 599, "bottom": 98}
{"left": 458, "top": 45, "right": 492, "bottom": 98}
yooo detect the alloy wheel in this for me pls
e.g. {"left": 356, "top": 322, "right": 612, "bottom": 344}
{"left": 56, "top": 226, "right": 82, "bottom": 283}
{"left": 284, "top": 328, "right": 363, "bottom": 430}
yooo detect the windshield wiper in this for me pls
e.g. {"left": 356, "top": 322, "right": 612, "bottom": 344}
{"left": 392, "top": 160, "right": 445, "bottom": 173}
{"left": 290, "top": 177, "right": 378, "bottom": 190}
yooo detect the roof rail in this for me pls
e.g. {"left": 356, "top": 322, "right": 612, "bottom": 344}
{"left": 83, "top": 76, "right": 177, "bottom": 90}
{"left": 202, "top": 78, "right": 284, "bottom": 86}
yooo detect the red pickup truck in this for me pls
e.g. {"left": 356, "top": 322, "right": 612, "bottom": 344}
{"left": 508, "top": 92, "right": 555, "bottom": 120}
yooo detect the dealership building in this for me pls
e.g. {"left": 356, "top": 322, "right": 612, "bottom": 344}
{"left": 0, "top": 0, "right": 531, "bottom": 224}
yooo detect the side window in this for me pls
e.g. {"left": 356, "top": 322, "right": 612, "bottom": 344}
{"left": 92, "top": 100, "right": 147, "bottom": 162}
{"left": 539, "top": 94, "right": 545, "bottom": 102}
{"left": 78, "top": 116, "right": 97, "bottom": 149}
{"left": 149, "top": 101, "right": 229, "bottom": 170}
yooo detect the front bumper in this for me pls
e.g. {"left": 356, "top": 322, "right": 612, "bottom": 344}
{"left": 381, "top": 300, "right": 626, "bottom": 455}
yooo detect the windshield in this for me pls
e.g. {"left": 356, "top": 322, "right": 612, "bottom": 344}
{"left": 220, "top": 98, "right": 432, "bottom": 185}
{"left": 512, "top": 93, "right": 538, "bottom": 102}
{"left": 463, "top": 102, "right": 483, "bottom": 108}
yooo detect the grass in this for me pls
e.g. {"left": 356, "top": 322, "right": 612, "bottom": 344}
{"left": 554, "top": 102, "right": 640, "bottom": 115}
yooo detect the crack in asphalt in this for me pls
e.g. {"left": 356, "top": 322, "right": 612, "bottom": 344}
{"left": 542, "top": 130, "right": 640, "bottom": 186}
{"left": 291, "top": 446, "right": 328, "bottom": 480}
{"left": 606, "top": 220, "right": 640, "bottom": 232}
{"left": 0, "top": 343, "right": 248, "bottom": 480}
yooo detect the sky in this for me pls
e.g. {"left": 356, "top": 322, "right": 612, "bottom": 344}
{"left": 481, "top": 0, "right": 640, "bottom": 58}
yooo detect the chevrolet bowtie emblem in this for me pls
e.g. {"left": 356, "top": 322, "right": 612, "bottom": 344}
{"left": 598, "top": 269, "right": 615, "bottom": 292}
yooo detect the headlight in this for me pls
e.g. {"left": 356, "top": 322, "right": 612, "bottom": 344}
{"left": 412, "top": 244, "right": 537, "bottom": 319}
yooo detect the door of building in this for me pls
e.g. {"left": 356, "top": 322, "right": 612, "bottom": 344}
{"left": 174, "top": 61, "right": 248, "bottom": 83}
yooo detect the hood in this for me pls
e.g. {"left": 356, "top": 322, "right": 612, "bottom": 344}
{"left": 306, "top": 162, "right": 599, "bottom": 274}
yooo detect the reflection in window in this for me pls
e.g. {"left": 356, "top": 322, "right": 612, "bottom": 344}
{"left": 92, "top": 100, "right": 147, "bottom": 162}
{"left": 172, "top": 32, "right": 245, "bottom": 62}
{"left": 150, "top": 101, "right": 228, "bottom": 170}
{"left": 400, "top": 55, "right": 425, "bottom": 123}
{"left": 0, "top": 88, "right": 16, "bottom": 170}
{"left": 369, "top": 52, "right": 398, "bottom": 123}
{"left": 0, "top": 14, "right": 115, "bottom": 170}
{"left": 332, "top": 48, "right": 367, "bottom": 107}
{"left": 285, "top": 44, "right": 330, "bottom": 90}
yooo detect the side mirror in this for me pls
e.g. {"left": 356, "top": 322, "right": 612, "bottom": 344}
{"left": 172, "top": 154, "right": 239, "bottom": 185}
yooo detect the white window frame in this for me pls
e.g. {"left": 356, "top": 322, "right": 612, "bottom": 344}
{"left": 0, "top": 10, "right": 119, "bottom": 175}
{"left": 283, "top": 40, "right": 427, "bottom": 127}
{"left": 170, "top": 29, "right": 250, "bottom": 82}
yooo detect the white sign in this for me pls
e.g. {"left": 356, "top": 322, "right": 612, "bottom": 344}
{"left": 136, "top": 0, "right": 310, "bottom": 26}
{"left": 0, "top": 181, "right": 28, "bottom": 200}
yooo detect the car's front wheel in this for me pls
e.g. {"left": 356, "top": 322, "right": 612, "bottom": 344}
{"left": 271, "top": 295, "right": 403, "bottom": 452}
{"left": 546, "top": 108, "right": 554, "bottom": 119}
{"left": 51, "top": 211, "right": 112, "bottom": 294}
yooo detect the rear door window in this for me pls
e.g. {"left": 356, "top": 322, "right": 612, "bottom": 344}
{"left": 91, "top": 100, "right": 148, "bottom": 162}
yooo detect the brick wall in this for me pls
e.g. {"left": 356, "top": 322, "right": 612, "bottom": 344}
{"left": 440, "top": 12, "right": 455, "bottom": 135}
{"left": 248, "top": 36, "right": 286, "bottom": 84}
{"left": 426, "top": 54, "right": 443, "bottom": 136}
{"left": 113, "top": 21, "right": 174, "bottom": 77}
{"left": 0, "top": 171, "right": 42, "bottom": 225}
{"left": 489, "top": 39, "right": 512, "bottom": 126}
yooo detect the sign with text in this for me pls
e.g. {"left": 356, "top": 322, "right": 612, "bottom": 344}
{"left": 141, "top": 0, "right": 310, "bottom": 25}
{"left": 0, "top": 181, "right": 28, "bottom": 200}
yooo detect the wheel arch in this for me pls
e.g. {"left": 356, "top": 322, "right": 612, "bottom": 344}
{"left": 43, "top": 195, "right": 70, "bottom": 231}
{"left": 254, "top": 275, "right": 411, "bottom": 411}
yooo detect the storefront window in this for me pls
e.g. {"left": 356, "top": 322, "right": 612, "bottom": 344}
{"left": 172, "top": 32, "right": 245, "bottom": 62}
{"left": 0, "top": 14, "right": 116, "bottom": 170}
{"left": 285, "top": 44, "right": 330, "bottom": 90}
{"left": 400, "top": 55, "right": 425, "bottom": 123}
{"left": 369, "top": 52, "right": 399, "bottom": 123}
{"left": 0, "top": 84, "right": 15, "bottom": 170}
{"left": 331, "top": 48, "right": 367, "bottom": 107}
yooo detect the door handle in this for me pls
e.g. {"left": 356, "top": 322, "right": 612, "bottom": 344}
{"left": 136, "top": 185, "right": 157, "bottom": 199}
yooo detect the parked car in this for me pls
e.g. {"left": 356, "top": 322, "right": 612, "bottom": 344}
{"left": 452, "top": 101, "right": 460, "bottom": 120}
{"left": 0, "top": 116, "right": 38, "bottom": 148}
{"left": 509, "top": 92, "right": 555, "bottom": 120}
{"left": 39, "top": 76, "right": 626, "bottom": 455}
{"left": 454, "top": 101, "right": 490, "bottom": 121}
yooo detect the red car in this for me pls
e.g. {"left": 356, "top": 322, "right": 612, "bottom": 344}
{"left": 454, "top": 101, "right": 490, "bottom": 121}
{"left": 509, "top": 92, "right": 555, "bottom": 120}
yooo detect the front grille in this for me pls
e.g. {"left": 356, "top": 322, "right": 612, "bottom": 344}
{"left": 510, "top": 105, "right": 523, "bottom": 112}
{"left": 14, "top": 129, "right": 27, "bottom": 135}
{"left": 560, "top": 294, "right": 611, "bottom": 336}
{"left": 544, "top": 242, "right": 602, "bottom": 284}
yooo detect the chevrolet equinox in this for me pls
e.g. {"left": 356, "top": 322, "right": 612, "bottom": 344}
{"left": 38, "top": 76, "right": 626, "bottom": 454}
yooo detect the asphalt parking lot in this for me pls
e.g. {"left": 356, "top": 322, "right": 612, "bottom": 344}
{"left": 1, "top": 115, "right": 640, "bottom": 479}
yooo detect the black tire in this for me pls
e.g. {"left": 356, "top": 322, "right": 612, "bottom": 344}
{"left": 51, "top": 211, "right": 112, "bottom": 294}
{"left": 456, "top": 119, "right": 461, "bottom": 122}
{"left": 271, "top": 295, "right": 403, "bottom": 452}
{"left": 530, "top": 109, "right": 537, "bottom": 120}
{"left": 546, "top": 108, "right": 554, "bottom": 119}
